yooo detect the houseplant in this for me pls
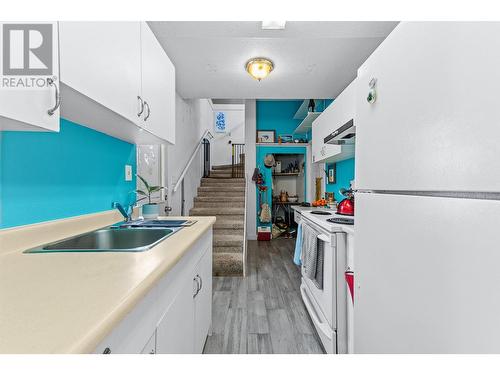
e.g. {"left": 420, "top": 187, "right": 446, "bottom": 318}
{"left": 136, "top": 174, "right": 165, "bottom": 219}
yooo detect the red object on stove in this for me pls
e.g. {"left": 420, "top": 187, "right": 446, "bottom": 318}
{"left": 337, "top": 197, "right": 354, "bottom": 216}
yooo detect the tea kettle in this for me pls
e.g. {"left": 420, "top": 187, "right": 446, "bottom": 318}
{"left": 337, "top": 188, "right": 354, "bottom": 216}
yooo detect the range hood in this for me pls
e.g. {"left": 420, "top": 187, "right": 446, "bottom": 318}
{"left": 324, "top": 119, "right": 355, "bottom": 145}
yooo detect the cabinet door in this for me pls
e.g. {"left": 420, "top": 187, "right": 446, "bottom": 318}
{"left": 0, "top": 22, "right": 60, "bottom": 131}
{"left": 312, "top": 111, "right": 342, "bottom": 163}
{"left": 156, "top": 275, "right": 195, "bottom": 353}
{"left": 59, "top": 22, "right": 141, "bottom": 125}
{"left": 356, "top": 22, "right": 500, "bottom": 192}
{"left": 312, "top": 81, "right": 355, "bottom": 164}
{"left": 193, "top": 247, "right": 213, "bottom": 353}
{"left": 140, "top": 22, "right": 176, "bottom": 144}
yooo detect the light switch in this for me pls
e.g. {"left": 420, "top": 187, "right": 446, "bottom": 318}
{"left": 125, "top": 165, "right": 133, "bottom": 181}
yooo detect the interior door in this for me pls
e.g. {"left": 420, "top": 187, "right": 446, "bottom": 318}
{"left": 0, "top": 22, "right": 60, "bottom": 131}
{"left": 59, "top": 22, "right": 141, "bottom": 125}
{"left": 356, "top": 22, "right": 500, "bottom": 192}
{"left": 355, "top": 192, "right": 500, "bottom": 353}
{"left": 140, "top": 22, "right": 176, "bottom": 143}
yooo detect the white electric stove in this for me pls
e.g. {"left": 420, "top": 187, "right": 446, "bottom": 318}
{"left": 298, "top": 208, "right": 355, "bottom": 354}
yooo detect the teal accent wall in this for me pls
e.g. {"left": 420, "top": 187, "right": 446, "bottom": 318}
{"left": 256, "top": 145, "right": 308, "bottom": 229}
{"left": 0, "top": 118, "right": 136, "bottom": 229}
{"left": 256, "top": 100, "right": 333, "bottom": 142}
{"left": 325, "top": 158, "right": 355, "bottom": 201}
{"left": 256, "top": 100, "right": 305, "bottom": 140}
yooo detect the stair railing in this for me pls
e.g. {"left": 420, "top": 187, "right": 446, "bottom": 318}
{"left": 173, "top": 129, "right": 213, "bottom": 215}
{"left": 231, "top": 143, "right": 245, "bottom": 178}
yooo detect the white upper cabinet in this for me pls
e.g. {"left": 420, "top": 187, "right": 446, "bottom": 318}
{"left": 140, "top": 22, "right": 176, "bottom": 144}
{"left": 59, "top": 22, "right": 142, "bottom": 125}
{"left": 0, "top": 22, "right": 60, "bottom": 131}
{"left": 312, "top": 80, "right": 356, "bottom": 163}
{"left": 356, "top": 22, "right": 500, "bottom": 192}
{"left": 58, "top": 22, "right": 176, "bottom": 144}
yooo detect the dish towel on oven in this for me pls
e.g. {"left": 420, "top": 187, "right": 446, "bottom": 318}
{"left": 301, "top": 223, "right": 324, "bottom": 289}
{"left": 293, "top": 222, "right": 303, "bottom": 266}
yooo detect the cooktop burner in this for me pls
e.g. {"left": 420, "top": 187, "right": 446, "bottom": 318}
{"left": 327, "top": 217, "right": 354, "bottom": 225}
{"left": 310, "top": 211, "right": 332, "bottom": 216}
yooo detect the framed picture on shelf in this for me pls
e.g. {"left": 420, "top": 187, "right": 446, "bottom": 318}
{"left": 280, "top": 134, "right": 293, "bottom": 143}
{"left": 257, "top": 130, "right": 276, "bottom": 143}
{"left": 328, "top": 164, "right": 336, "bottom": 183}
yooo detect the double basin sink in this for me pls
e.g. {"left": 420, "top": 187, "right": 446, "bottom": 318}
{"left": 24, "top": 220, "right": 194, "bottom": 254}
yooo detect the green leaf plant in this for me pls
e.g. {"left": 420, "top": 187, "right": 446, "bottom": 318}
{"left": 136, "top": 174, "right": 166, "bottom": 205}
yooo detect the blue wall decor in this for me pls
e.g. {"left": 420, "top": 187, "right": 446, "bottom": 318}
{"left": 214, "top": 111, "right": 227, "bottom": 133}
{"left": 0, "top": 118, "right": 137, "bottom": 229}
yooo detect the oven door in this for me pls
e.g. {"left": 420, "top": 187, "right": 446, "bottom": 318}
{"left": 300, "top": 218, "right": 336, "bottom": 329}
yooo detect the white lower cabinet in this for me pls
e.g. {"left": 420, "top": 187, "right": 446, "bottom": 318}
{"left": 156, "top": 275, "right": 195, "bottom": 354}
{"left": 93, "top": 230, "right": 213, "bottom": 354}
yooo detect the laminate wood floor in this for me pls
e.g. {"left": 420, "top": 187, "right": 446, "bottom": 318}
{"left": 203, "top": 239, "right": 325, "bottom": 354}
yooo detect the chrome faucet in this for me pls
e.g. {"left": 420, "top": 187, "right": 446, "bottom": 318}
{"left": 112, "top": 202, "right": 132, "bottom": 222}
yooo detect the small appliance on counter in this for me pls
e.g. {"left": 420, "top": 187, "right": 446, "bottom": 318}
{"left": 337, "top": 188, "right": 354, "bottom": 216}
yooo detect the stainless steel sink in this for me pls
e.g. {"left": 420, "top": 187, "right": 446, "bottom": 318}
{"left": 24, "top": 227, "right": 181, "bottom": 254}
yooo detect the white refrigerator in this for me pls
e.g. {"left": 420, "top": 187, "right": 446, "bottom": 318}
{"left": 354, "top": 22, "right": 500, "bottom": 353}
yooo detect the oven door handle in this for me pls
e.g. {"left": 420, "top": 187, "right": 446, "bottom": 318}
{"left": 300, "top": 284, "right": 333, "bottom": 340}
{"left": 317, "top": 233, "right": 331, "bottom": 243}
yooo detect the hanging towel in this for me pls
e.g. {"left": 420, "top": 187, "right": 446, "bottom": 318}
{"left": 293, "top": 222, "right": 303, "bottom": 265}
{"left": 301, "top": 223, "right": 318, "bottom": 280}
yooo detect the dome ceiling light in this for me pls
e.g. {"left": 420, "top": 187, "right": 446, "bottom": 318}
{"left": 245, "top": 58, "right": 274, "bottom": 81}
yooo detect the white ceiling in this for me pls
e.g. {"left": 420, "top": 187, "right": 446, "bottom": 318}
{"left": 148, "top": 21, "right": 398, "bottom": 99}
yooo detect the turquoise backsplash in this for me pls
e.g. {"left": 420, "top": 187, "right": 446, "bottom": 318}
{"left": 0, "top": 118, "right": 136, "bottom": 228}
{"left": 325, "top": 158, "right": 355, "bottom": 201}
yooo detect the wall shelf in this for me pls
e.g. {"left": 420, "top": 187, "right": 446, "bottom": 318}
{"left": 293, "top": 112, "right": 322, "bottom": 134}
{"left": 273, "top": 173, "right": 300, "bottom": 177}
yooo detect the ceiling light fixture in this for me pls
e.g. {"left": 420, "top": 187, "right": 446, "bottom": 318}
{"left": 261, "top": 21, "right": 286, "bottom": 30}
{"left": 245, "top": 58, "right": 274, "bottom": 81}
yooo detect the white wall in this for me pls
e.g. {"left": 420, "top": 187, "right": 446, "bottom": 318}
{"left": 211, "top": 104, "right": 245, "bottom": 166}
{"left": 165, "top": 94, "right": 212, "bottom": 215}
{"left": 244, "top": 100, "right": 257, "bottom": 240}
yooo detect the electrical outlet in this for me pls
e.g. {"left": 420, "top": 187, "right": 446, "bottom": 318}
{"left": 125, "top": 165, "right": 133, "bottom": 181}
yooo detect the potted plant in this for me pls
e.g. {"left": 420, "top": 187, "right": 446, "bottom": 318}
{"left": 136, "top": 175, "right": 165, "bottom": 219}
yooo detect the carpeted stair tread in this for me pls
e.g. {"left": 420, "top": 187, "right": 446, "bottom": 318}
{"left": 213, "top": 253, "right": 243, "bottom": 276}
{"left": 213, "top": 234, "right": 244, "bottom": 247}
{"left": 190, "top": 207, "right": 244, "bottom": 216}
{"left": 213, "top": 220, "right": 244, "bottom": 230}
{"left": 195, "top": 196, "right": 245, "bottom": 202}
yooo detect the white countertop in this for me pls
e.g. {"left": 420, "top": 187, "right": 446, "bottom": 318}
{"left": 0, "top": 211, "right": 215, "bottom": 353}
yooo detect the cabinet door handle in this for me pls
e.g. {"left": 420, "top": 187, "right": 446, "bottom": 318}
{"left": 193, "top": 276, "right": 200, "bottom": 297}
{"left": 197, "top": 275, "right": 203, "bottom": 293}
{"left": 137, "top": 96, "right": 145, "bottom": 117}
{"left": 144, "top": 101, "right": 151, "bottom": 121}
{"left": 47, "top": 77, "right": 61, "bottom": 116}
